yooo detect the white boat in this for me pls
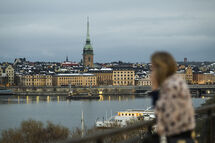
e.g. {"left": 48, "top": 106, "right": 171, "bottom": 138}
{"left": 95, "top": 107, "right": 155, "bottom": 128}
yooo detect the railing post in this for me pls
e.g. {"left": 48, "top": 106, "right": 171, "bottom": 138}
{"left": 207, "top": 109, "right": 214, "bottom": 143}
{"left": 211, "top": 113, "right": 215, "bottom": 143}
{"left": 96, "top": 138, "right": 103, "bottom": 143}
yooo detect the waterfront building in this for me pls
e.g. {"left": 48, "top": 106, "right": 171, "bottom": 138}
{"left": 5, "top": 65, "right": 15, "bottom": 86}
{"left": 83, "top": 17, "right": 94, "bottom": 68}
{"left": 21, "top": 75, "right": 52, "bottom": 87}
{"left": 193, "top": 73, "right": 215, "bottom": 84}
{"left": 89, "top": 68, "right": 113, "bottom": 86}
{"left": 176, "top": 66, "right": 193, "bottom": 84}
{"left": 0, "top": 66, "right": 8, "bottom": 86}
{"left": 176, "top": 71, "right": 186, "bottom": 81}
{"left": 185, "top": 66, "right": 193, "bottom": 84}
{"left": 53, "top": 73, "right": 96, "bottom": 87}
{"left": 137, "top": 74, "right": 152, "bottom": 86}
{"left": 113, "top": 68, "right": 135, "bottom": 86}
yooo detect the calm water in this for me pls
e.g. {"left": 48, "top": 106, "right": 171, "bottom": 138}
{"left": 0, "top": 95, "right": 207, "bottom": 133}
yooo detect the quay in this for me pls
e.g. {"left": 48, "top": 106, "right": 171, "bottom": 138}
{"left": 3, "top": 85, "right": 215, "bottom": 97}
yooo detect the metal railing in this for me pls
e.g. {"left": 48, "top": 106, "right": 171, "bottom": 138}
{"left": 61, "top": 104, "right": 215, "bottom": 143}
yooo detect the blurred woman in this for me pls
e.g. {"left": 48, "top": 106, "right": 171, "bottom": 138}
{"left": 150, "top": 52, "right": 195, "bottom": 143}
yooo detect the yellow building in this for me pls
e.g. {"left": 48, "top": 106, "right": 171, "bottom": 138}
{"left": 185, "top": 66, "right": 193, "bottom": 84}
{"left": 89, "top": 68, "right": 113, "bottom": 86}
{"left": 193, "top": 73, "right": 215, "bottom": 84}
{"left": 5, "top": 65, "right": 14, "bottom": 86}
{"left": 137, "top": 74, "right": 152, "bottom": 86}
{"left": 53, "top": 73, "right": 97, "bottom": 87}
{"left": 113, "top": 69, "right": 135, "bottom": 86}
{"left": 21, "top": 75, "right": 52, "bottom": 86}
{"left": 176, "top": 72, "right": 186, "bottom": 81}
{"left": 0, "top": 66, "right": 7, "bottom": 86}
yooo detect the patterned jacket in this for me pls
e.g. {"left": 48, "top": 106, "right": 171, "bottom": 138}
{"left": 155, "top": 74, "right": 195, "bottom": 136}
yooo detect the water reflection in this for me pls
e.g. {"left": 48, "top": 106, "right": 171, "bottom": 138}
{"left": 47, "top": 96, "right": 50, "bottom": 103}
{"left": 26, "top": 96, "right": 29, "bottom": 104}
{"left": 0, "top": 95, "right": 211, "bottom": 104}
{"left": 0, "top": 94, "right": 208, "bottom": 134}
{"left": 36, "top": 96, "right": 39, "bottom": 104}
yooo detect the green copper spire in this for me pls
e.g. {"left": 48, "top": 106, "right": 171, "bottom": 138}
{"left": 86, "top": 16, "right": 90, "bottom": 42}
{"left": 83, "top": 17, "right": 93, "bottom": 53}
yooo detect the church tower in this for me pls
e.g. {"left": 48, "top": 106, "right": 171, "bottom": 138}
{"left": 83, "top": 17, "right": 94, "bottom": 68}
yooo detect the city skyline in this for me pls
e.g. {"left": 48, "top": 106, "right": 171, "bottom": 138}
{"left": 0, "top": 0, "right": 215, "bottom": 63}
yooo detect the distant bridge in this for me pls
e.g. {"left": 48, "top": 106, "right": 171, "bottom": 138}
{"left": 134, "top": 85, "right": 215, "bottom": 97}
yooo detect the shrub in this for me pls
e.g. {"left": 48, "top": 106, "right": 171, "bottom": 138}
{"left": 0, "top": 119, "right": 70, "bottom": 143}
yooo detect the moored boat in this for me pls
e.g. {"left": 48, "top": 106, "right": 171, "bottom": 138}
{"left": 66, "top": 90, "right": 100, "bottom": 100}
{"left": 0, "top": 88, "right": 13, "bottom": 95}
{"left": 95, "top": 107, "right": 155, "bottom": 128}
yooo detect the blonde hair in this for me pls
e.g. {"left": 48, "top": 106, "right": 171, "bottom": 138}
{"left": 151, "top": 52, "right": 177, "bottom": 86}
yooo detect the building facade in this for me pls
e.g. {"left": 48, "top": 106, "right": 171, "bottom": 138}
{"left": 83, "top": 18, "right": 94, "bottom": 68}
{"left": 5, "top": 65, "right": 15, "bottom": 86}
{"left": 0, "top": 66, "right": 3, "bottom": 76}
{"left": 0, "top": 66, "right": 8, "bottom": 86}
{"left": 113, "top": 69, "right": 135, "bottom": 86}
{"left": 137, "top": 74, "right": 152, "bottom": 86}
{"left": 90, "top": 69, "right": 113, "bottom": 86}
{"left": 21, "top": 75, "right": 52, "bottom": 86}
{"left": 53, "top": 73, "right": 97, "bottom": 87}
{"left": 176, "top": 72, "right": 186, "bottom": 81}
{"left": 185, "top": 66, "right": 193, "bottom": 84}
{"left": 193, "top": 73, "right": 215, "bottom": 84}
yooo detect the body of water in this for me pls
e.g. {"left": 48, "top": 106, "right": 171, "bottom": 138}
{"left": 0, "top": 95, "right": 207, "bottom": 133}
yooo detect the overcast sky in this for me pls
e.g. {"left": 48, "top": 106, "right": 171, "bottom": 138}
{"left": 0, "top": 0, "right": 215, "bottom": 63}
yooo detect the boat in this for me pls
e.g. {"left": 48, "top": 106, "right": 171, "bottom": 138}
{"left": 95, "top": 107, "right": 155, "bottom": 128}
{"left": 135, "top": 90, "right": 151, "bottom": 97}
{"left": 0, "top": 88, "right": 13, "bottom": 95}
{"left": 66, "top": 90, "right": 100, "bottom": 100}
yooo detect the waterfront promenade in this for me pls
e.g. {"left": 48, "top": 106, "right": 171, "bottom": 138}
{"left": 5, "top": 84, "right": 215, "bottom": 97}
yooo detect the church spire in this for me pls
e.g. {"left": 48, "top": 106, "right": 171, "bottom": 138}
{"left": 83, "top": 17, "right": 94, "bottom": 68}
{"left": 86, "top": 16, "right": 90, "bottom": 44}
{"left": 66, "top": 56, "right": 68, "bottom": 62}
{"left": 83, "top": 16, "right": 93, "bottom": 51}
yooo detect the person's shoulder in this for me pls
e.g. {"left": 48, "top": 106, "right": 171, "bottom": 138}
{"left": 161, "top": 74, "right": 186, "bottom": 91}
